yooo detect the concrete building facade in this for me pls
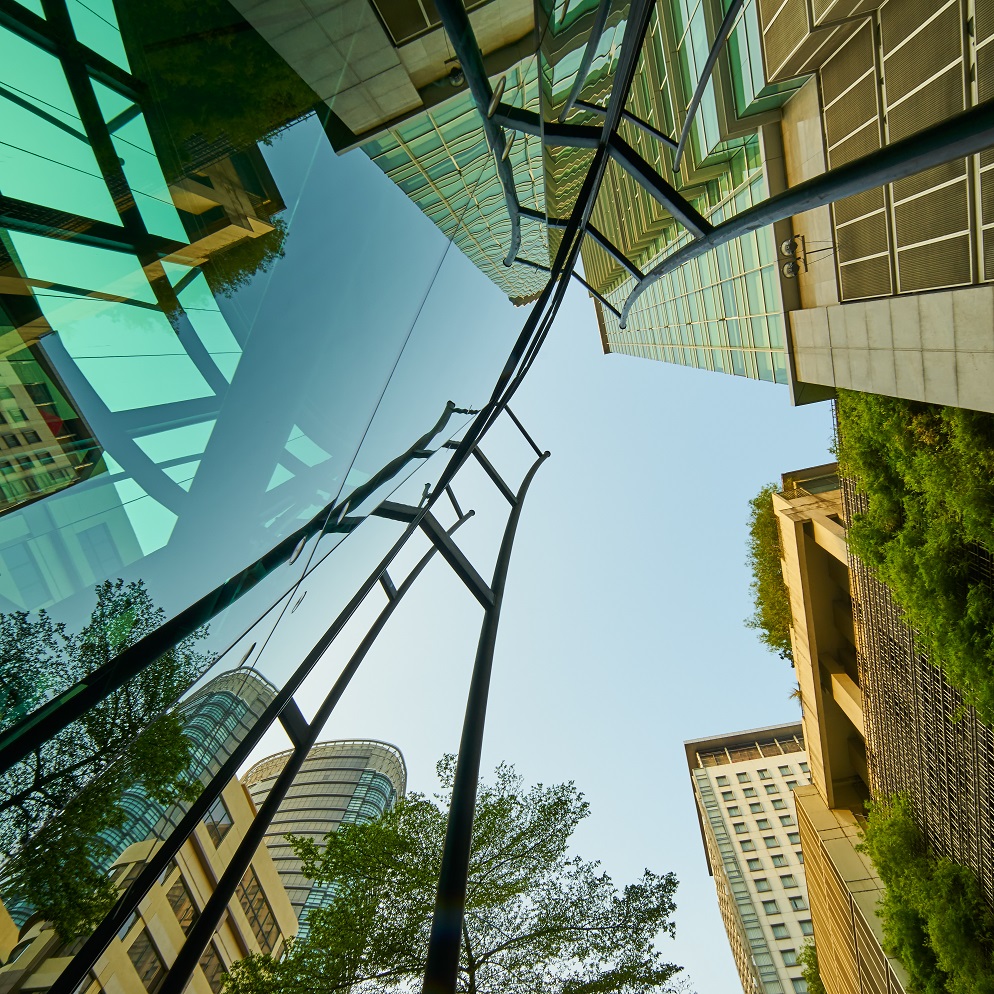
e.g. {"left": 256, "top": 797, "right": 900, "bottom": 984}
{"left": 242, "top": 739, "right": 406, "bottom": 935}
{"left": 685, "top": 723, "right": 813, "bottom": 994}
{"left": 0, "top": 776, "right": 297, "bottom": 994}
{"left": 772, "top": 465, "right": 907, "bottom": 994}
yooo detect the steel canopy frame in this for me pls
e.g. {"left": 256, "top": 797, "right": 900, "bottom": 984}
{"left": 9, "top": 0, "right": 994, "bottom": 990}
{"left": 618, "top": 100, "right": 994, "bottom": 327}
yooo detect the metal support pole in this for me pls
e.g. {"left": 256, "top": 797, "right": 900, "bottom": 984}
{"left": 422, "top": 450, "right": 549, "bottom": 994}
{"left": 0, "top": 403, "right": 465, "bottom": 776}
{"left": 557, "top": 0, "right": 613, "bottom": 123}
{"left": 587, "top": 223, "right": 645, "bottom": 280}
{"left": 47, "top": 507, "right": 453, "bottom": 994}
{"left": 153, "top": 514, "right": 473, "bottom": 994}
{"left": 433, "top": 0, "right": 522, "bottom": 266}
{"left": 672, "top": 0, "right": 745, "bottom": 171}
{"left": 609, "top": 135, "right": 712, "bottom": 237}
{"left": 577, "top": 100, "right": 679, "bottom": 151}
{"left": 620, "top": 99, "right": 994, "bottom": 326}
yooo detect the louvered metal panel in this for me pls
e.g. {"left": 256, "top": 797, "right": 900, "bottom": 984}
{"left": 812, "top": 0, "right": 881, "bottom": 27}
{"left": 822, "top": 20, "right": 893, "bottom": 298}
{"left": 758, "top": 0, "right": 860, "bottom": 81}
{"left": 881, "top": 0, "right": 972, "bottom": 291}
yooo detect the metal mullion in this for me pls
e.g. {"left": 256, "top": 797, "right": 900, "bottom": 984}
{"left": 153, "top": 513, "right": 474, "bottom": 994}
{"left": 671, "top": 0, "right": 746, "bottom": 172}
{"left": 0, "top": 403, "right": 467, "bottom": 776}
{"left": 0, "top": 0, "right": 141, "bottom": 99}
{"left": 47, "top": 506, "right": 436, "bottom": 994}
{"left": 0, "top": 194, "right": 185, "bottom": 257}
{"left": 422, "top": 449, "right": 549, "bottom": 994}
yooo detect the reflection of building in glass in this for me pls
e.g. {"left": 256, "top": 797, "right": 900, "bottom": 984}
{"left": 99, "top": 668, "right": 278, "bottom": 873}
{"left": 685, "top": 724, "right": 814, "bottom": 994}
{"left": 0, "top": 0, "right": 350, "bottom": 618}
{"left": 231, "top": 0, "right": 550, "bottom": 302}
{"left": 242, "top": 740, "right": 406, "bottom": 937}
{"left": 2, "top": 668, "right": 277, "bottom": 929}
{"left": 0, "top": 776, "right": 297, "bottom": 994}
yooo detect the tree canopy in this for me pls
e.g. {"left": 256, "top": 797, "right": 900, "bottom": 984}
{"left": 745, "top": 483, "right": 794, "bottom": 663}
{"left": 225, "top": 757, "right": 685, "bottom": 994}
{"left": 202, "top": 218, "right": 289, "bottom": 298}
{"left": 836, "top": 390, "right": 994, "bottom": 721}
{"left": 798, "top": 942, "right": 826, "bottom": 994}
{"left": 858, "top": 795, "right": 994, "bottom": 994}
{"left": 0, "top": 579, "right": 209, "bottom": 938}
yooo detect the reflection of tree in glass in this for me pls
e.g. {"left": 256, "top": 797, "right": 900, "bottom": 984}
{"left": 116, "top": 0, "right": 320, "bottom": 169}
{"left": 202, "top": 217, "right": 289, "bottom": 298}
{"left": 0, "top": 580, "right": 210, "bottom": 939}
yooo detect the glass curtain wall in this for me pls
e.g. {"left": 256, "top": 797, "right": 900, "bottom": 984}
{"left": 0, "top": 0, "right": 539, "bottom": 963}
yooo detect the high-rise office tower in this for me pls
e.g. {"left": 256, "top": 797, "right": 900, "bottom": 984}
{"left": 242, "top": 740, "right": 406, "bottom": 935}
{"left": 685, "top": 723, "right": 814, "bottom": 994}
{"left": 2, "top": 668, "right": 277, "bottom": 928}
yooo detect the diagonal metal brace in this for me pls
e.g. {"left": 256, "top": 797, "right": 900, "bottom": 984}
{"left": 472, "top": 448, "right": 517, "bottom": 505}
{"left": 377, "top": 503, "right": 494, "bottom": 609}
{"left": 492, "top": 105, "right": 601, "bottom": 148}
{"left": 609, "top": 135, "right": 712, "bottom": 238}
{"left": 278, "top": 698, "right": 309, "bottom": 749}
{"left": 586, "top": 223, "right": 645, "bottom": 280}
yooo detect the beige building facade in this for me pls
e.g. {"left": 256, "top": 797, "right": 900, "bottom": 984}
{"left": 772, "top": 465, "right": 907, "bottom": 994}
{"left": 0, "top": 779, "right": 297, "bottom": 994}
{"left": 771, "top": 0, "right": 994, "bottom": 413}
{"left": 685, "top": 724, "right": 813, "bottom": 994}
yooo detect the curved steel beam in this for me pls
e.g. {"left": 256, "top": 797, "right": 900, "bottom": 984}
{"left": 620, "top": 100, "right": 994, "bottom": 327}
{"left": 493, "top": 104, "right": 601, "bottom": 147}
{"left": 150, "top": 511, "right": 476, "bottom": 994}
{"left": 0, "top": 401, "right": 468, "bottom": 776}
{"left": 672, "top": 0, "right": 745, "bottom": 171}
{"left": 433, "top": 0, "right": 522, "bottom": 267}
{"left": 422, "top": 450, "right": 550, "bottom": 994}
{"left": 557, "top": 0, "right": 614, "bottom": 123}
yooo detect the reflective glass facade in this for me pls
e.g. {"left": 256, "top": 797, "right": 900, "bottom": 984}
{"left": 0, "top": 0, "right": 530, "bottom": 952}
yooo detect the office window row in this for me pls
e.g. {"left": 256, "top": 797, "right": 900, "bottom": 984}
{"left": 771, "top": 920, "right": 814, "bottom": 939}
{"left": 715, "top": 762, "right": 809, "bottom": 787}
{"left": 762, "top": 896, "right": 808, "bottom": 914}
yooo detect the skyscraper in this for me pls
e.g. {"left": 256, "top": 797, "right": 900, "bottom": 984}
{"left": 685, "top": 723, "right": 814, "bottom": 994}
{"left": 242, "top": 740, "right": 406, "bottom": 935}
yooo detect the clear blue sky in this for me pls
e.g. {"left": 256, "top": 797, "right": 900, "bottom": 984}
{"left": 240, "top": 211, "right": 833, "bottom": 994}
{"left": 236, "top": 119, "right": 836, "bottom": 993}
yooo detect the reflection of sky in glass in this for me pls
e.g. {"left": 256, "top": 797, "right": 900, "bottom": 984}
{"left": 0, "top": 0, "right": 527, "bottom": 654}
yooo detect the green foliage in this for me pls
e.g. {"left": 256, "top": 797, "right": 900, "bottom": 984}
{"left": 116, "top": 0, "right": 320, "bottom": 166}
{"left": 745, "top": 483, "right": 794, "bottom": 662}
{"left": 225, "top": 757, "right": 684, "bottom": 994}
{"left": 857, "top": 795, "right": 994, "bottom": 994}
{"left": 836, "top": 390, "right": 994, "bottom": 722}
{"left": 0, "top": 580, "right": 209, "bottom": 938}
{"left": 797, "top": 942, "right": 826, "bottom": 994}
{"left": 202, "top": 218, "right": 288, "bottom": 298}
